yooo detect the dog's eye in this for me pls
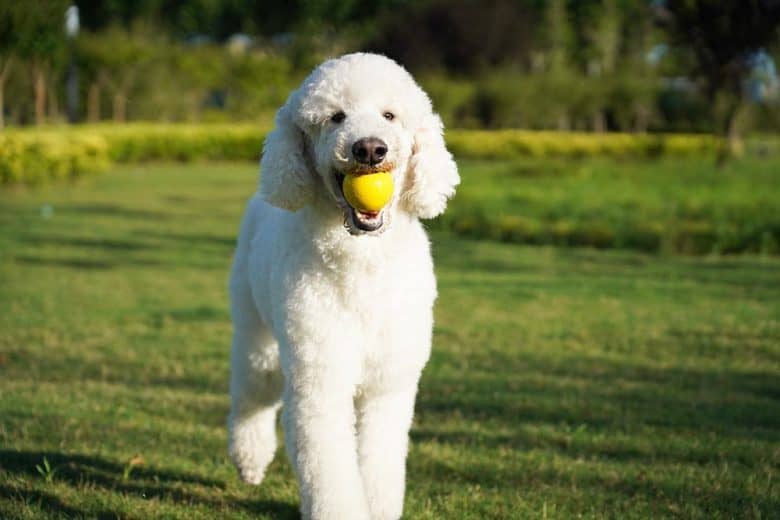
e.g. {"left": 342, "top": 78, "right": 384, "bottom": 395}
{"left": 383, "top": 112, "right": 395, "bottom": 121}
{"left": 330, "top": 111, "right": 346, "bottom": 124}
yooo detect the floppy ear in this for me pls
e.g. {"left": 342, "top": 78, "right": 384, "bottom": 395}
{"left": 401, "top": 112, "right": 460, "bottom": 219}
{"left": 258, "top": 103, "right": 315, "bottom": 212}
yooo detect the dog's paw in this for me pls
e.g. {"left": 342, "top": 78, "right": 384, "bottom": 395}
{"left": 238, "top": 465, "right": 266, "bottom": 486}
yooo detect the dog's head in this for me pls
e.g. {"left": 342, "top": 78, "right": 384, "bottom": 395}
{"left": 259, "top": 53, "right": 460, "bottom": 235}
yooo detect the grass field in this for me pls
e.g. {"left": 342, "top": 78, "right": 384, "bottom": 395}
{"left": 439, "top": 157, "right": 780, "bottom": 255}
{"left": 1, "top": 161, "right": 779, "bottom": 519}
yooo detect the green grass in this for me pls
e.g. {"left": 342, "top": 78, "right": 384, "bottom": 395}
{"left": 1, "top": 161, "right": 779, "bottom": 519}
{"left": 438, "top": 156, "right": 780, "bottom": 254}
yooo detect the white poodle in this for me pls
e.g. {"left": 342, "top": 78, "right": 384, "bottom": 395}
{"left": 227, "top": 52, "right": 460, "bottom": 520}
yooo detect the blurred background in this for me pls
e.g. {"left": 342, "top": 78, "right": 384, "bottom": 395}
{"left": 1, "top": 0, "right": 778, "bottom": 139}
{"left": 1, "top": 2, "right": 779, "bottom": 518}
{"left": 4, "top": 0, "right": 778, "bottom": 251}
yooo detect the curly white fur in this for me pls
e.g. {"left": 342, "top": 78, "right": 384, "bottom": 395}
{"left": 228, "top": 53, "right": 459, "bottom": 520}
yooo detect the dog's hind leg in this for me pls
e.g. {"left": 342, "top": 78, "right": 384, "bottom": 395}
{"left": 227, "top": 281, "right": 283, "bottom": 485}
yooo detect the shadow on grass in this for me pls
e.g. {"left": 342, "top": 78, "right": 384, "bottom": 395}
{"left": 0, "top": 450, "right": 299, "bottom": 518}
{"left": 13, "top": 255, "right": 164, "bottom": 271}
{"left": 59, "top": 203, "right": 172, "bottom": 220}
{"left": 417, "top": 358, "right": 780, "bottom": 443}
{"left": 8, "top": 227, "right": 235, "bottom": 272}
{"left": 20, "top": 235, "right": 154, "bottom": 252}
{"left": 0, "top": 485, "right": 105, "bottom": 518}
{"left": 12, "top": 256, "right": 116, "bottom": 270}
{"left": 411, "top": 356, "right": 780, "bottom": 516}
{"left": 158, "top": 305, "right": 229, "bottom": 323}
{"left": 434, "top": 233, "right": 780, "bottom": 280}
{"left": 139, "top": 230, "right": 236, "bottom": 248}
{"left": 410, "top": 453, "right": 778, "bottom": 518}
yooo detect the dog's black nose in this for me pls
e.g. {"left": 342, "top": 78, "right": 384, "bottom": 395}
{"left": 352, "top": 138, "right": 387, "bottom": 165}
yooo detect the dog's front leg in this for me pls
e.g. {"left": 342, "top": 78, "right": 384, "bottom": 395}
{"left": 356, "top": 388, "right": 418, "bottom": 520}
{"left": 281, "top": 360, "right": 371, "bottom": 520}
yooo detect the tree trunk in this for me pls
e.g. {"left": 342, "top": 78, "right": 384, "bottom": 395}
{"left": 634, "top": 106, "right": 649, "bottom": 133}
{"left": 557, "top": 113, "right": 570, "bottom": 131}
{"left": 0, "top": 58, "right": 11, "bottom": 130}
{"left": 113, "top": 91, "right": 127, "bottom": 122}
{"left": 726, "top": 103, "right": 743, "bottom": 156}
{"left": 32, "top": 63, "right": 47, "bottom": 126}
{"left": 48, "top": 84, "right": 59, "bottom": 122}
{"left": 717, "top": 100, "right": 743, "bottom": 166}
{"left": 88, "top": 82, "right": 101, "bottom": 122}
{"left": 592, "top": 110, "right": 607, "bottom": 133}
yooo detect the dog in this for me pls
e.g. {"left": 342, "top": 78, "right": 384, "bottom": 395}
{"left": 228, "top": 52, "right": 459, "bottom": 520}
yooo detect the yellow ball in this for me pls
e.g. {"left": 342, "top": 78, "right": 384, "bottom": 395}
{"left": 342, "top": 172, "right": 394, "bottom": 212}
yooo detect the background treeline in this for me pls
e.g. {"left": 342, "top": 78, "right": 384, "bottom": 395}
{"left": 0, "top": 0, "right": 779, "bottom": 136}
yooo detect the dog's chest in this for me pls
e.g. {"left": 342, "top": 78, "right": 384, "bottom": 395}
{"left": 335, "top": 252, "right": 432, "bottom": 351}
{"left": 324, "top": 241, "right": 428, "bottom": 322}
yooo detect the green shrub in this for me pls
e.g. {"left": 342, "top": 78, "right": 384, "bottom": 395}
{"left": 0, "top": 131, "right": 110, "bottom": 185}
{"left": 1, "top": 123, "right": 269, "bottom": 185}
{"left": 446, "top": 130, "right": 721, "bottom": 159}
{"left": 92, "top": 123, "right": 267, "bottom": 162}
{"left": 1, "top": 124, "right": 720, "bottom": 186}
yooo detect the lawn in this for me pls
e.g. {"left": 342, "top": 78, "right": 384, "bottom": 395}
{"left": 0, "top": 160, "right": 778, "bottom": 519}
{"left": 439, "top": 156, "right": 780, "bottom": 254}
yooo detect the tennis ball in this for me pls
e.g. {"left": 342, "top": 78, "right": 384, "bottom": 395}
{"left": 342, "top": 172, "right": 394, "bottom": 212}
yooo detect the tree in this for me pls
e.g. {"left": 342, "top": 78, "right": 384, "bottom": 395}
{"left": 76, "top": 26, "right": 152, "bottom": 122}
{"left": 660, "top": 0, "right": 780, "bottom": 158}
{"left": 76, "top": 31, "right": 114, "bottom": 122}
{"left": 9, "top": 0, "right": 69, "bottom": 125}
{"left": 365, "top": 0, "right": 536, "bottom": 75}
{"left": 0, "top": 2, "right": 15, "bottom": 129}
{"left": 539, "top": 0, "right": 577, "bottom": 130}
{"left": 586, "top": 0, "right": 622, "bottom": 132}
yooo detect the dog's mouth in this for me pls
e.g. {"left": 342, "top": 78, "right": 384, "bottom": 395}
{"left": 334, "top": 170, "right": 388, "bottom": 234}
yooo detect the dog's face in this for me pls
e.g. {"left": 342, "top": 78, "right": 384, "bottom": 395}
{"left": 318, "top": 110, "right": 403, "bottom": 234}
{"left": 301, "top": 62, "right": 421, "bottom": 234}
{"left": 259, "top": 53, "right": 460, "bottom": 235}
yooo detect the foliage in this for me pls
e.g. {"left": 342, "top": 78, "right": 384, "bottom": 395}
{"left": 660, "top": 0, "right": 780, "bottom": 155}
{"left": 2, "top": 0, "right": 70, "bottom": 125}
{"left": 5, "top": 0, "right": 69, "bottom": 63}
{"left": 662, "top": 0, "right": 780, "bottom": 102}
{"left": 0, "top": 162, "right": 778, "bottom": 518}
{"left": 221, "top": 52, "right": 295, "bottom": 121}
{"left": 34, "top": 457, "right": 58, "bottom": 484}
{"left": 422, "top": 69, "right": 666, "bottom": 132}
{"left": 1, "top": 0, "right": 777, "bottom": 135}
{"left": 0, "top": 123, "right": 272, "bottom": 184}
{"left": 76, "top": 27, "right": 157, "bottom": 121}
{"left": 75, "top": 0, "right": 414, "bottom": 39}
{"left": 94, "top": 123, "right": 269, "bottom": 162}
{"left": 75, "top": 34, "right": 297, "bottom": 123}
{"left": 0, "top": 130, "right": 110, "bottom": 184}
{"left": 365, "top": 0, "right": 536, "bottom": 74}
{"left": 0, "top": 3, "right": 15, "bottom": 61}
{"left": 445, "top": 129, "right": 720, "bottom": 159}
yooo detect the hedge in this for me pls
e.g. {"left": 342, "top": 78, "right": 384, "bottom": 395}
{"left": 0, "top": 124, "right": 267, "bottom": 185}
{"left": 0, "top": 131, "right": 110, "bottom": 185}
{"left": 1, "top": 124, "right": 721, "bottom": 185}
{"left": 445, "top": 129, "right": 721, "bottom": 159}
{"left": 93, "top": 123, "right": 267, "bottom": 162}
